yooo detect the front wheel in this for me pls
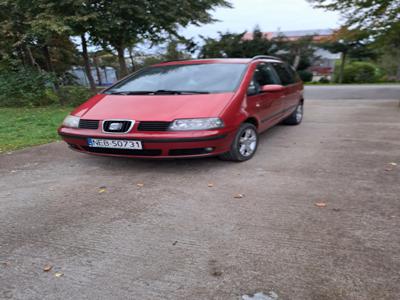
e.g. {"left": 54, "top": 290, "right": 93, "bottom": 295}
{"left": 283, "top": 102, "right": 303, "bottom": 125}
{"left": 219, "top": 123, "right": 259, "bottom": 162}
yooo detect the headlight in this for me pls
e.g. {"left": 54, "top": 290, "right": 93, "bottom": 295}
{"left": 62, "top": 115, "right": 80, "bottom": 128}
{"left": 169, "top": 118, "right": 224, "bottom": 131}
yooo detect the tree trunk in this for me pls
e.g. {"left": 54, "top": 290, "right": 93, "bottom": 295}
{"left": 338, "top": 51, "right": 347, "bottom": 84}
{"left": 128, "top": 47, "right": 135, "bottom": 72}
{"left": 17, "top": 46, "right": 26, "bottom": 66}
{"left": 103, "top": 67, "right": 108, "bottom": 83}
{"left": 116, "top": 46, "right": 128, "bottom": 78}
{"left": 42, "top": 44, "right": 65, "bottom": 104}
{"left": 43, "top": 45, "right": 54, "bottom": 72}
{"left": 80, "top": 34, "right": 97, "bottom": 93}
{"left": 25, "top": 45, "right": 41, "bottom": 71}
{"left": 293, "top": 52, "right": 301, "bottom": 70}
{"left": 92, "top": 55, "right": 102, "bottom": 86}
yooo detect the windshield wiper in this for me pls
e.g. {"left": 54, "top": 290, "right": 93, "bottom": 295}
{"left": 153, "top": 90, "right": 210, "bottom": 95}
{"left": 107, "top": 91, "right": 153, "bottom": 95}
{"left": 107, "top": 90, "right": 210, "bottom": 95}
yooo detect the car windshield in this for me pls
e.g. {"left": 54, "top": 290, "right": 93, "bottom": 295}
{"left": 105, "top": 63, "right": 247, "bottom": 95}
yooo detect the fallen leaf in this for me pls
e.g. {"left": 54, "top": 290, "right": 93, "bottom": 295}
{"left": 389, "top": 162, "right": 397, "bottom": 166}
{"left": 43, "top": 265, "right": 53, "bottom": 272}
{"left": 208, "top": 183, "right": 214, "bottom": 188}
{"left": 315, "top": 202, "right": 327, "bottom": 208}
{"left": 385, "top": 167, "right": 393, "bottom": 172}
{"left": 54, "top": 272, "right": 64, "bottom": 278}
{"left": 98, "top": 186, "right": 107, "bottom": 193}
{"left": 137, "top": 183, "right": 144, "bottom": 187}
{"left": 234, "top": 194, "right": 244, "bottom": 199}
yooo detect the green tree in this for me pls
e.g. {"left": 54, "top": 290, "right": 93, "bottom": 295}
{"left": 308, "top": 0, "right": 400, "bottom": 32}
{"left": 37, "top": 0, "right": 102, "bottom": 92}
{"left": 376, "top": 22, "right": 400, "bottom": 80}
{"left": 274, "top": 35, "right": 316, "bottom": 70}
{"left": 90, "top": 0, "right": 231, "bottom": 78}
{"left": 200, "top": 27, "right": 279, "bottom": 58}
{"left": 319, "top": 27, "right": 370, "bottom": 83}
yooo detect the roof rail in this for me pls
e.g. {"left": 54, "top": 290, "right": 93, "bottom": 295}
{"left": 252, "top": 55, "right": 281, "bottom": 61}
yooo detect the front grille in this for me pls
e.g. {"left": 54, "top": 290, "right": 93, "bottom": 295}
{"left": 82, "top": 146, "right": 162, "bottom": 156}
{"left": 103, "top": 120, "right": 132, "bottom": 133}
{"left": 79, "top": 119, "right": 99, "bottom": 129}
{"left": 137, "top": 121, "right": 171, "bottom": 131}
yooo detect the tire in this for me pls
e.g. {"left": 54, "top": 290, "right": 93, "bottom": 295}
{"left": 219, "top": 123, "right": 259, "bottom": 162}
{"left": 283, "top": 102, "right": 304, "bottom": 125}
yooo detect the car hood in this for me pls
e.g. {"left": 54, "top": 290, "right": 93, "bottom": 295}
{"left": 76, "top": 93, "right": 235, "bottom": 121}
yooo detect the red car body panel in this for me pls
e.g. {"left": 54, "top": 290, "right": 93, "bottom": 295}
{"left": 76, "top": 93, "right": 235, "bottom": 121}
{"left": 58, "top": 58, "right": 303, "bottom": 159}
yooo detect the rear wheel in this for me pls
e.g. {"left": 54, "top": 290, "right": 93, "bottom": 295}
{"left": 219, "top": 123, "right": 258, "bottom": 162}
{"left": 283, "top": 102, "right": 303, "bottom": 125}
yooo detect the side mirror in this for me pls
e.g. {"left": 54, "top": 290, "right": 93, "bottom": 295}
{"left": 247, "top": 81, "right": 259, "bottom": 96}
{"left": 261, "top": 84, "right": 285, "bottom": 93}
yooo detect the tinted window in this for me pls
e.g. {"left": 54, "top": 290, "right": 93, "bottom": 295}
{"left": 286, "top": 65, "right": 301, "bottom": 82}
{"left": 271, "top": 62, "right": 295, "bottom": 85}
{"left": 107, "top": 63, "right": 247, "bottom": 94}
{"left": 248, "top": 63, "right": 281, "bottom": 94}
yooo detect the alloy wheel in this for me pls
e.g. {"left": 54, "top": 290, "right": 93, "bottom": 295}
{"left": 238, "top": 128, "right": 257, "bottom": 157}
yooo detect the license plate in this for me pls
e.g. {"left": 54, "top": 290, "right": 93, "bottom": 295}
{"left": 87, "top": 138, "right": 142, "bottom": 150}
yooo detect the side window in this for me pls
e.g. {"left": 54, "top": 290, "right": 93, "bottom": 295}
{"left": 271, "top": 62, "right": 295, "bottom": 85}
{"left": 248, "top": 63, "right": 280, "bottom": 95}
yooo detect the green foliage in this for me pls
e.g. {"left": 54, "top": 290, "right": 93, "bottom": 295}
{"left": 375, "top": 22, "right": 400, "bottom": 81}
{"left": 59, "top": 85, "right": 94, "bottom": 107}
{"left": 199, "top": 27, "right": 317, "bottom": 71}
{"left": 308, "top": 0, "right": 400, "bottom": 32}
{"left": 319, "top": 77, "right": 330, "bottom": 83}
{"left": 298, "top": 70, "right": 313, "bottom": 82}
{"left": 0, "top": 68, "right": 58, "bottom": 107}
{"left": 87, "top": 0, "right": 231, "bottom": 76}
{"left": 334, "top": 62, "right": 381, "bottom": 83}
{"left": 199, "top": 27, "right": 280, "bottom": 58}
{"left": 0, "top": 106, "right": 72, "bottom": 152}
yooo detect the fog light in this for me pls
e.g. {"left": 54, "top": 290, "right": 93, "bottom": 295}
{"left": 204, "top": 147, "right": 214, "bottom": 152}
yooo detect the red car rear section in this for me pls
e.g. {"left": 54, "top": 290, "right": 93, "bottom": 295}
{"left": 58, "top": 56, "right": 304, "bottom": 161}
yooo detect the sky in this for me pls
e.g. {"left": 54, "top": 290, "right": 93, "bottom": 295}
{"left": 180, "top": 0, "right": 342, "bottom": 39}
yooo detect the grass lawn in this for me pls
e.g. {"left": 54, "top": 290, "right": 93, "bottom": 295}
{"left": 0, "top": 106, "right": 72, "bottom": 153}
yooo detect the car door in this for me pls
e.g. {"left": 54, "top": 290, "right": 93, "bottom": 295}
{"left": 270, "top": 62, "right": 298, "bottom": 110}
{"left": 247, "top": 63, "right": 283, "bottom": 129}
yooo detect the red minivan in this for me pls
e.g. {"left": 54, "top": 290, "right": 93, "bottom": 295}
{"left": 59, "top": 56, "right": 304, "bottom": 161}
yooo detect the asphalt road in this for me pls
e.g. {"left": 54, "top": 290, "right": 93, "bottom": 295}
{"left": 305, "top": 84, "right": 400, "bottom": 100}
{"left": 1, "top": 87, "right": 400, "bottom": 299}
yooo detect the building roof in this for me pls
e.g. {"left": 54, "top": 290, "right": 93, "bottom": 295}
{"left": 243, "top": 29, "right": 335, "bottom": 41}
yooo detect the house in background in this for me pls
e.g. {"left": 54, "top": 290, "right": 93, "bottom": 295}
{"left": 244, "top": 29, "right": 341, "bottom": 81}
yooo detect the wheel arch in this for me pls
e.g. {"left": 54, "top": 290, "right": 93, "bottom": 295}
{"left": 243, "top": 117, "right": 259, "bottom": 129}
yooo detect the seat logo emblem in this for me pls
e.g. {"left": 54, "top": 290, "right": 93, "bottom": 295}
{"left": 109, "top": 122, "right": 123, "bottom": 131}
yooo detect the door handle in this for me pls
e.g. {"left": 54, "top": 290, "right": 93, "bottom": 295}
{"left": 256, "top": 103, "right": 261, "bottom": 107}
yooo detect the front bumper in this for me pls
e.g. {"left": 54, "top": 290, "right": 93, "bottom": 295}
{"left": 58, "top": 127, "right": 235, "bottom": 158}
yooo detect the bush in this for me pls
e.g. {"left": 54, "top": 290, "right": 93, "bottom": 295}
{"left": 0, "top": 68, "right": 58, "bottom": 107}
{"left": 59, "top": 85, "right": 94, "bottom": 107}
{"left": 298, "top": 70, "right": 313, "bottom": 82}
{"left": 335, "top": 62, "right": 380, "bottom": 83}
{"left": 319, "top": 77, "right": 330, "bottom": 84}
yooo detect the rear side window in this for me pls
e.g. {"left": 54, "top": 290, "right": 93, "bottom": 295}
{"left": 271, "top": 62, "right": 295, "bottom": 85}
